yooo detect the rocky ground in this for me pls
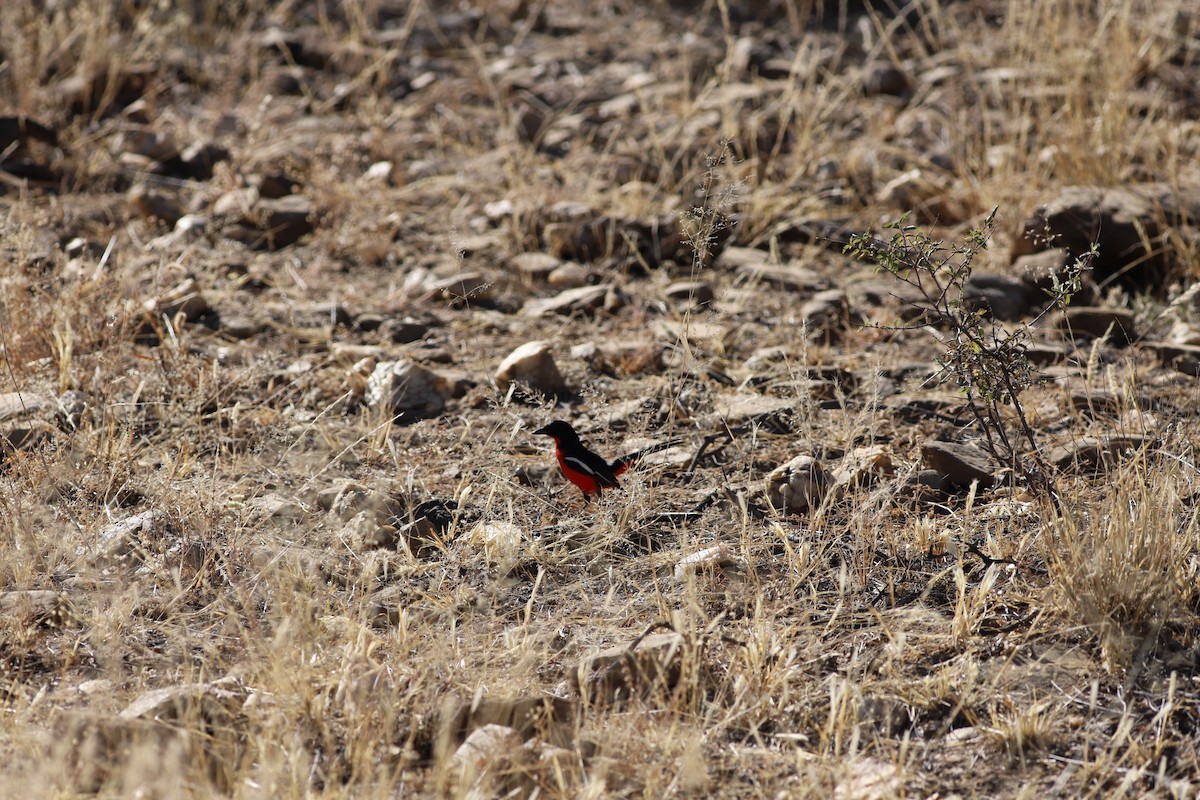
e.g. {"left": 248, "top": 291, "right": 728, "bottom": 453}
{"left": 2, "top": 0, "right": 1200, "bottom": 797}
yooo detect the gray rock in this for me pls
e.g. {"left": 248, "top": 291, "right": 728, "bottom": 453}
{"left": 1056, "top": 306, "right": 1136, "bottom": 344}
{"left": 664, "top": 280, "right": 715, "bottom": 307}
{"left": 509, "top": 252, "right": 561, "bottom": 281}
{"left": 366, "top": 360, "right": 453, "bottom": 422}
{"left": 570, "top": 632, "right": 692, "bottom": 704}
{"left": 0, "top": 392, "right": 50, "bottom": 422}
{"left": 921, "top": 440, "right": 999, "bottom": 488}
{"left": 495, "top": 341, "right": 569, "bottom": 398}
{"left": 1012, "top": 185, "right": 1200, "bottom": 291}
{"left": 1048, "top": 434, "right": 1148, "bottom": 473}
{"left": 523, "top": 284, "right": 610, "bottom": 317}
{"left": 766, "top": 455, "right": 828, "bottom": 513}
{"left": 963, "top": 272, "right": 1040, "bottom": 321}
{"left": 1146, "top": 341, "right": 1200, "bottom": 376}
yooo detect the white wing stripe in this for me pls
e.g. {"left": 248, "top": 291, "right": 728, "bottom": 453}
{"left": 564, "top": 455, "right": 602, "bottom": 477}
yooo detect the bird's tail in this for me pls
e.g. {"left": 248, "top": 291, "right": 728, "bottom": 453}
{"left": 610, "top": 439, "right": 682, "bottom": 476}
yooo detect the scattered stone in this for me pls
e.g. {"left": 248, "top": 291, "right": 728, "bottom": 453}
{"left": 0, "top": 392, "right": 50, "bottom": 422}
{"left": 246, "top": 493, "right": 307, "bottom": 526}
{"left": 112, "top": 126, "right": 177, "bottom": 160}
{"left": 226, "top": 195, "right": 314, "bottom": 250}
{"left": 1012, "top": 185, "right": 1200, "bottom": 291}
{"left": 282, "top": 300, "right": 353, "bottom": 329}
{"left": 1024, "top": 341, "right": 1072, "bottom": 366}
{"left": 0, "top": 590, "right": 72, "bottom": 626}
{"left": 316, "top": 480, "right": 396, "bottom": 521}
{"left": 247, "top": 171, "right": 300, "bottom": 198}
{"left": 464, "top": 521, "right": 525, "bottom": 573}
{"left": 58, "top": 389, "right": 92, "bottom": 429}
{"left": 1011, "top": 247, "right": 1097, "bottom": 303}
{"left": 380, "top": 317, "right": 430, "bottom": 343}
{"left": 1146, "top": 341, "right": 1200, "bottom": 377}
{"left": 547, "top": 261, "right": 593, "bottom": 288}
{"left": 570, "top": 631, "right": 693, "bottom": 704}
{"left": 801, "top": 288, "right": 855, "bottom": 341}
{"left": 177, "top": 140, "right": 231, "bottom": 180}
{"left": 540, "top": 205, "right": 685, "bottom": 267}
{"left": 425, "top": 271, "right": 491, "bottom": 303}
{"left": 143, "top": 278, "right": 211, "bottom": 322}
{"left": 54, "top": 714, "right": 191, "bottom": 793}
{"left": 448, "top": 724, "right": 525, "bottom": 795}
{"left": 766, "top": 455, "right": 827, "bottom": 513}
{"left": 876, "top": 168, "right": 957, "bottom": 223}
{"left": 260, "top": 65, "right": 309, "bottom": 95}
{"left": 60, "top": 682, "right": 245, "bottom": 789}
{"left": 395, "top": 498, "right": 460, "bottom": 558}
{"left": 523, "top": 284, "right": 610, "bottom": 317}
{"left": 495, "top": 341, "right": 569, "bottom": 399}
{"left": 735, "top": 261, "right": 828, "bottom": 293}
{"left": 342, "top": 510, "right": 399, "bottom": 551}
{"left": 831, "top": 445, "right": 895, "bottom": 489}
{"left": 884, "top": 392, "right": 965, "bottom": 422}
{"left": 715, "top": 394, "right": 797, "bottom": 432}
{"left": 714, "top": 246, "right": 771, "bottom": 270}
{"left": 0, "top": 424, "right": 51, "bottom": 462}
{"left": 963, "top": 272, "right": 1040, "bottom": 321}
{"left": 1056, "top": 306, "right": 1136, "bottom": 344}
{"left": 898, "top": 469, "right": 952, "bottom": 501}
{"left": 438, "top": 694, "right": 576, "bottom": 757}
{"left": 218, "top": 315, "right": 260, "bottom": 339}
{"left": 259, "top": 27, "right": 329, "bottom": 69}
{"left": 1048, "top": 434, "right": 1149, "bottom": 473}
{"left": 121, "top": 681, "right": 245, "bottom": 723}
{"left": 362, "top": 160, "right": 393, "bottom": 184}
{"left": 920, "top": 440, "right": 998, "bottom": 488}
{"left": 129, "top": 184, "right": 183, "bottom": 226}
{"left": 56, "top": 62, "right": 155, "bottom": 116}
{"left": 673, "top": 544, "right": 742, "bottom": 583}
{"left": 510, "top": 252, "right": 561, "bottom": 282}
{"left": 665, "top": 280, "right": 715, "bottom": 308}
{"left": 366, "top": 360, "right": 454, "bottom": 422}
{"left": 213, "top": 186, "right": 259, "bottom": 216}
{"left": 91, "top": 510, "right": 160, "bottom": 564}
{"left": 77, "top": 679, "right": 115, "bottom": 696}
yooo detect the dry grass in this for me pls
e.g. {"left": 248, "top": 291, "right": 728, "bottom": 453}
{"left": 1, "top": 0, "right": 1199, "bottom": 797}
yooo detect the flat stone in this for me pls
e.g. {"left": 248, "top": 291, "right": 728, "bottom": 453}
{"left": 495, "top": 340, "right": 569, "bottom": 398}
{"left": 570, "top": 632, "right": 693, "bottom": 704}
{"left": 714, "top": 394, "right": 797, "bottom": 431}
{"left": 0, "top": 392, "right": 50, "bottom": 421}
{"left": 766, "top": 455, "right": 827, "bottom": 513}
{"left": 673, "top": 544, "right": 742, "bottom": 582}
{"left": 921, "top": 440, "right": 999, "bottom": 488}
{"left": 664, "top": 280, "right": 715, "bottom": 306}
{"left": 0, "top": 589, "right": 71, "bottom": 625}
{"left": 365, "top": 360, "right": 454, "bottom": 421}
{"left": 1056, "top": 306, "right": 1136, "bottom": 344}
{"left": 1145, "top": 341, "right": 1200, "bottom": 376}
{"left": 523, "top": 284, "right": 609, "bottom": 317}
{"left": 510, "top": 252, "right": 561, "bottom": 281}
{"left": 735, "top": 262, "right": 828, "bottom": 292}
{"left": 1048, "top": 434, "right": 1148, "bottom": 473}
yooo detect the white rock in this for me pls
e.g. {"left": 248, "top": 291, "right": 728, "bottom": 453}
{"left": 366, "top": 360, "right": 452, "bottom": 421}
{"left": 495, "top": 341, "right": 568, "bottom": 398}
{"left": 766, "top": 455, "right": 827, "bottom": 513}
{"left": 467, "top": 521, "right": 525, "bottom": 573}
{"left": 673, "top": 544, "right": 742, "bottom": 582}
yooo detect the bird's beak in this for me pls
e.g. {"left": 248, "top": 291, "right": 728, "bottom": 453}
{"left": 533, "top": 425, "right": 550, "bottom": 436}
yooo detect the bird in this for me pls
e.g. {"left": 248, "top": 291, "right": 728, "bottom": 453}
{"left": 534, "top": 420, "right": 678, "bottom": 501}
